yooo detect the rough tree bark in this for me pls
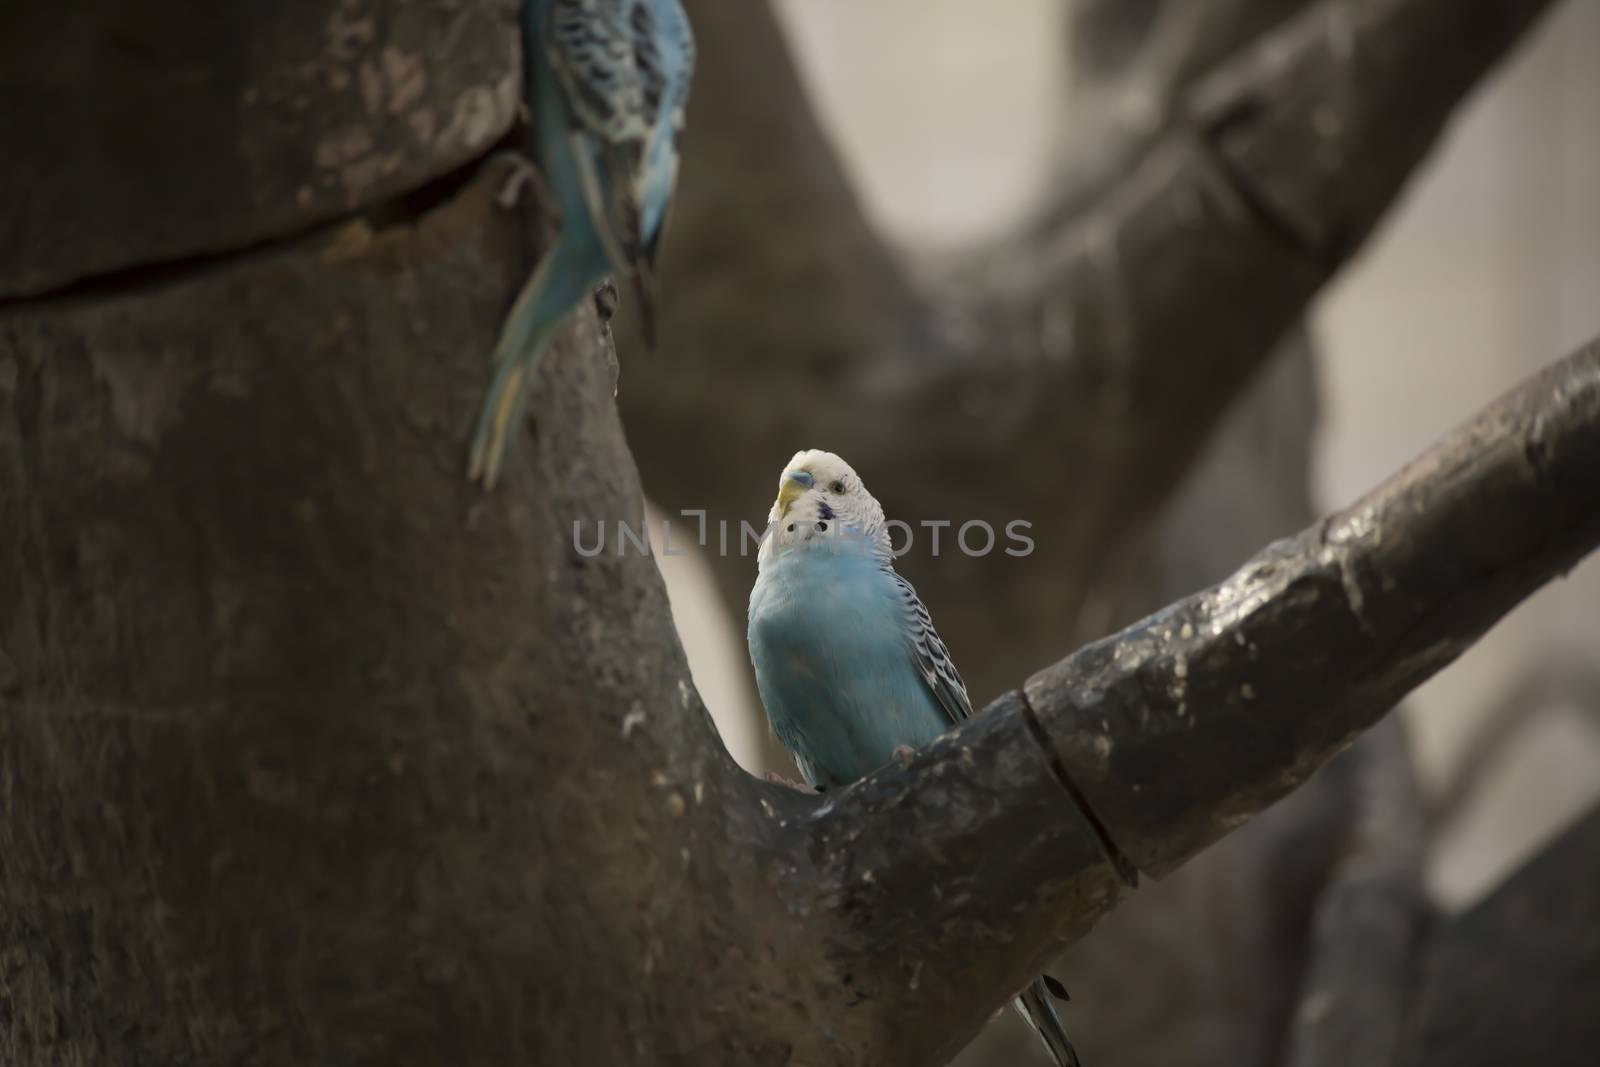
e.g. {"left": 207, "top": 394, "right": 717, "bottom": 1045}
{"left": 0, "top": 1, "right": 1590, "bottom": 1066}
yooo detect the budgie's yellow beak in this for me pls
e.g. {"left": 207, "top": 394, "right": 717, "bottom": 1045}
{"left": 776, "top": 470, "right": 813, "bottom": 519}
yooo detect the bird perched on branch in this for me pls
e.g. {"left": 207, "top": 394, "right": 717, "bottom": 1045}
{"left": 747, "top": 449, "right": 1084, "bottom": 1067}
{"left": 468, "top": 0, "right": 695, "bottom": 488}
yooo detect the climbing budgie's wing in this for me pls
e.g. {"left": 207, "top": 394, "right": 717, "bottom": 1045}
{"left": 607, "top": 0, "right": 694, "bottom": 260}
{"left": 545, "top": 0, "right": 693, "bottom": 277}
{"left": 623, "top": 0, "right": 693, "bottom": 344}
{"left": 888, "top": 570, "right": 975, "bottom": 726}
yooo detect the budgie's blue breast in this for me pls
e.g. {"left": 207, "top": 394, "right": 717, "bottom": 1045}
{"left": 748, "top": 541, "right": 954, "bottom": 789}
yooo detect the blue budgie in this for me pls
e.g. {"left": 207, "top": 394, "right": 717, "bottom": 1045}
{"left": 747, "top": 449, "right": 1084, "bottom": 1067}
{"left": 468, "top": 0, "right": 695, "bottom": 488}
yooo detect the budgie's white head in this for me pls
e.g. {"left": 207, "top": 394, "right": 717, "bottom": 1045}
{"left": 760, "top": 449, "right": 889, "bottom": 563}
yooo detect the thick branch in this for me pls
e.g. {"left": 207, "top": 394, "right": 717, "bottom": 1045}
{"left": 1024, "top": 338, "right": 1600, "bottom": 875}
{"left": 790, "top": 695, "right": 1129, "bottom": 1066}
{"left": 1053, "top": 0, "right": 1321, "bottom": 194}
{"left": 812, "top": 339, "right": 1600, "bottom": 1062}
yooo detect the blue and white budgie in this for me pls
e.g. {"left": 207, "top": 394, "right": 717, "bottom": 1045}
{"left": 468, "top": 0, "right": 695, "bottom": 488}
{"left": 747, "top": 449, "right": 1084, "bottom": 1067}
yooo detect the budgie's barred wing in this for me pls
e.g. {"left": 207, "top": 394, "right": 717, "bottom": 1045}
{"left": 545, "top": 0, "right": 693, "bottom": 279}
{"left": 887, "top": 569, "right": 975, "bottom": 725}
{"left": 890, "top": 567, "right": 1083, "bottom": 1067}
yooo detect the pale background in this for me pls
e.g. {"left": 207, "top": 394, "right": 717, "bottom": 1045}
{"left": 654, "top": 0, "right": 1600, "bottom": 912}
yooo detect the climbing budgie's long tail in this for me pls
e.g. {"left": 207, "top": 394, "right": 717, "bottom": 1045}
{"left": 467, "top": 256, "right": 560, "bottom": 490}
{"left": 1015, "top": 977, "right": 1083, "bottom": 1067}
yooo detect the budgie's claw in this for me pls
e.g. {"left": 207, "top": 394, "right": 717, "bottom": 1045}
{"left": 593, "top": 279, "right": 620, "bottom": 324}
{"left": 891, "top": 744, "right": 916, "bottom": 765}
{"left": 496, "top": 155, "right": 547, "bottom": 210}
{"left": 763, "top": 770, "right": 815, "bottom": 794}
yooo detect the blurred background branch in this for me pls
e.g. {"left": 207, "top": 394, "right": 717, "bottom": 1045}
{"left": 626, "top": 0, "right": 1557, "bottom": 717}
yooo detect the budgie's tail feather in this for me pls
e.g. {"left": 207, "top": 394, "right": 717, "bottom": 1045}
{"left": 468, "top": 259, "right": 558, "bottom": 489}
{"left": 1015, "top": 978, "right": 1083, "bottom": 1067}
{"left": 467, "top": 356, "right": 531, "bottom": 490}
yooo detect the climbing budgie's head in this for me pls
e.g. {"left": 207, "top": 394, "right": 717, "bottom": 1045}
{"left": 762, "top": 449, "right": 889, "bottom": 560}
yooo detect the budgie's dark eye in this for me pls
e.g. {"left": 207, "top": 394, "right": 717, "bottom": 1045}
{"left": 830, "top": 480, "right": 845, "bottom": 494}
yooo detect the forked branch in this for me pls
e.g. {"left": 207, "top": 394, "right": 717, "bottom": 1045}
{"left": 779, "top": 339, "right": 1600, "bottom": 1064}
